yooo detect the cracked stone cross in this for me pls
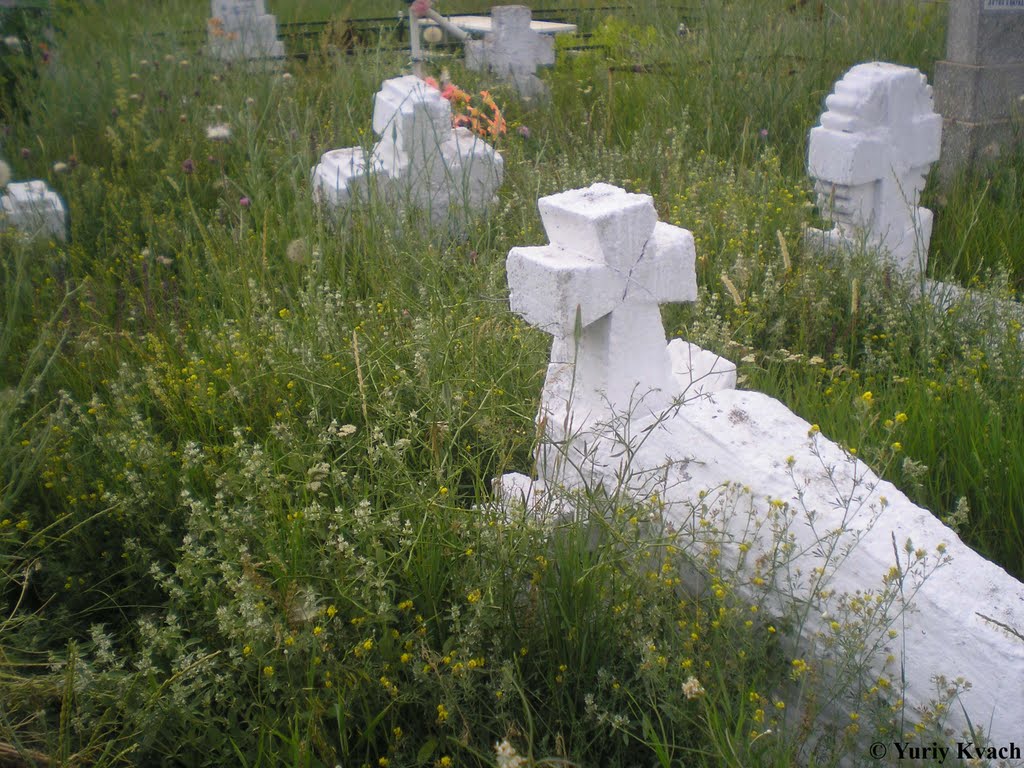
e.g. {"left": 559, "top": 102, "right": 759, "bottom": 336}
{"left": 506, "top": 184, "right": 697, "bottom": 437}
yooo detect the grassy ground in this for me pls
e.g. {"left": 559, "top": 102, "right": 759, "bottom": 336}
{"left": 1, "top": 0, "right": 1022, "bottom": 765}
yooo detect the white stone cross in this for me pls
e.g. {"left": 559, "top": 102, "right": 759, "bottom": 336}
{"left": 1, "top": 180, "right": 67, "bottom": 241}
{"left": 311, "top": 75, "right": 504, "bottom": 228}
{"left": 466, "top": 6, "right": 556, "bottom": 99}
{"left": 208, "top": 0, "right": 284, "bottom": 61}
{"left": 507, "top": 184, "right": 697, "bottom": 433}
{"left": 808, "top": 63, "right": 942, "bottom": 276}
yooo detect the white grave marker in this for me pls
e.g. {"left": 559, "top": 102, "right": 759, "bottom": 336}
{"left": 501, "top": 183, "right": 1024, "bottom": 747}
{"left": 208, "top": 0, "right": 284, "bottom": 62}
{"left": 507, "top": 182, "right": 731, "bottom": 480}
{"left": 807, "top": 63, "right": 942, "bottom": 277}
{"left": 311, "top": 75, "right": 503, "bottom": 227}
{"left": 465, "top": 5, "right": 556, "bottom": 99}
{"left": 1, "top": 180, "right": 67, "bottom": 241}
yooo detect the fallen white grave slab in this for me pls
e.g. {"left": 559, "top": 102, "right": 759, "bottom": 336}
{"left": 808, "top": 63, "right": 942, "bottom": 278}
{"left": 311, "top": 75, "right": 503, "bottom": 227}
{"left": 1, "top": 180, "right": 67, "bottom": 241}
{"left": 499, "top": 182, "right": 1024, "bottom": 747}
{"left": 208, "top": 0, "right": 285, "bottom": 62}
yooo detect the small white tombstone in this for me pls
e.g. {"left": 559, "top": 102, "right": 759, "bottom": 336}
{"left": 311, "top": 75, "right": 503, "bottom": 227}
{"left": 501, "top": 183, "right": 1024, "bottom": 747}
{"left": 465, "top": 5, "right": 555, "bottom": 99}
{"left": 208, "top": 0, "right": 284, "bottom": 62}
{"left": 807, "top": 63, "right": 942, "bottom": 277}
{"left": 1, "top": 180, "right": 67, "bottom": 241}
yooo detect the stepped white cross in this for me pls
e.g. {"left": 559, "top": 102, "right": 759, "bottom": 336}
{"left": 808, "top": 63, "right": 942, "bottom": 275}
{"left": 506, "top": 184, "right": 697, "bottom": 430}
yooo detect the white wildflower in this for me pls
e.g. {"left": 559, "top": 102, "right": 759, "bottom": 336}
{"left": 4, "top": 36, "right": 22, "bottom": 52}
{"left": 52, "top": 161, "right": 68, "bottom": 174}
{"left": 495, "top": 739, "right": 527, "bottom": 768}
{"left": 683, "top": 675, "right": 706, "bottom": 700}
{"left": 205, "top": 123, "right": 232, "bottom": 142}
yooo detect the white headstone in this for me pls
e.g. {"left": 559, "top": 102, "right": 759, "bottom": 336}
{"left": 208, "top": 0, "right": 285, "bottom": 61}
{"left": 311, "top": 75, "right": 504, "bottom": 227}
{"left": 501, "top": 183, "right": 1024, "bottom": 747}
{"left": 1, "top": 180, "right": 67, "bottom": 241}
{"left": 465, "top": 5, "right": 555, "bottom": 99}
{"left": 807, "top": 63, "right": 942, "bottom": 277}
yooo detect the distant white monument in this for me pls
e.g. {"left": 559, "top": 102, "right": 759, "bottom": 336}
{"left": 311, "top": 75, "right": 503, "bottom": 227}
{"left": 1, "top": 180, "right": 67, "bottom": 241}
{"left": 465, "top": 6, "right": 556, "bottom": 99}
{"left": 499, "top": 182, "right": 1024, "bottom": 749}
{"left": 807, "top": 63, "right": 942, "bottom": 277}
{"left": 207, "top": 0, "right": 285, "bottom": 62}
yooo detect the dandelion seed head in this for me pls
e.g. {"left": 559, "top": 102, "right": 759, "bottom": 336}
{"left": 286, "top": 238, "right": 307, "bottom": 264}
{"left": 205, "top": 123, "right": 231, "bottom": 142}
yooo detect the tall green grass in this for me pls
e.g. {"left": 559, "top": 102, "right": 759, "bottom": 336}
{"left": 1, "top": 0, "right": 1022, "bottom": 764}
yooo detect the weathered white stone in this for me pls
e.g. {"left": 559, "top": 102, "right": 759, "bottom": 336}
{"left": 208, "top": 0, "right": 285, "bottom": 62}
{"left": 808, "top": 62, "right": 942, "bottom": 277}
{"left": 667, "top": 339, "right": 737, "bottom": 396}
{"left": 311, "top": 75, "right": 504, "bottom": 227}
{"left": 507, "top": 184, "right": 696, "bottom": 441}
{"left": 465, "top": 5, "right": 555, "bottom": 99}
{"left": 501, "top": 182, "right": 1024, "bottom": 747}
{"left": 1, "top": 180, "right": 67, "bottom": 241}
